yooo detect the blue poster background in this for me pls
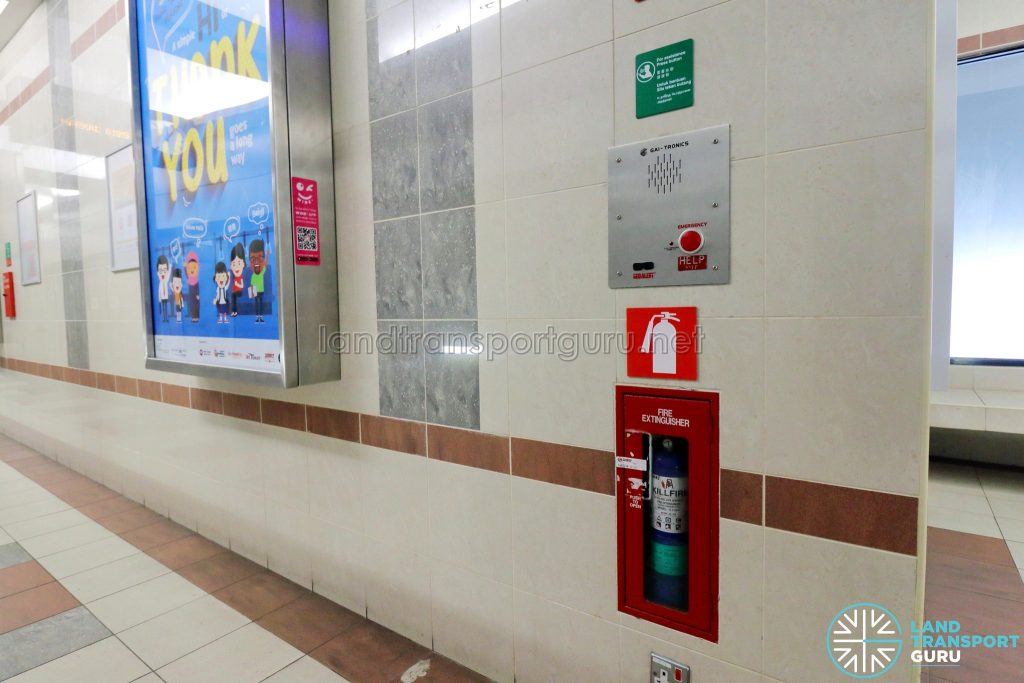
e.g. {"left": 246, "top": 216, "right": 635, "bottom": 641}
{"left": 136, "top": 0, "right": 279, "bottom": 367}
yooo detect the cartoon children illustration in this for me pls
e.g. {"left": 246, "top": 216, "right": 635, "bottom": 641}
{"left": 171, "top": 268, "right": 183, "bottom": 323}
{"left": 229, "top": 243, "right": 246, "bottom": 317}
{"left": 156, "top": 255, "right": 170, "bottom": 323}
{"left": 185, "top": 252, "right": 200, "bottom": 323}
{"left": 248, "top": 239, "right": 266, "bottom": 323}
{"left": 212, "top": 262, "right": 230, "bottom": 324}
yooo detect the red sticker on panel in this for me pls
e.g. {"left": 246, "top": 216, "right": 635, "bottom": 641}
{"left": 292, "top": 177, "right": 321, "bottom": 266}
{"left": 626, "top": 307, "right": 698, "bottom": 380}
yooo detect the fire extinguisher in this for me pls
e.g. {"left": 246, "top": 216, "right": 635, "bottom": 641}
{"left": 647, "top": 435, "right": 688, "bottom": 609}
{"left": 640, "top": 312, "right": 680, "bottom": 375}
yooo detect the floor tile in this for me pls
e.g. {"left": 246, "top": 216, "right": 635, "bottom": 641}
{"left": 59, "top": 553, "right": 172, "bottom": 604}
{"left": 130, "top": 675, "right": 163, "bottom": 683}
{"left": 927, "top": 506, "right": 1003, "bottom": 538}
{"left": 0, "top": 560, "right": 53, "bottom": 599}
{"left": 120, "top": 519, "right": 195, "bottom": 551}
{"left": 97, "top": 507, "right": 165, "bottom": 535}
{"left": 36, "top": 535, "right": 140, "bottom": 579}
{"left": 257, "top": 593, "right": 363, "bottom": 653}
{"left": 0, "top": 582, "right": 79, "bottom": 635}
{"left": 926, "top": 527, "right": 1015, "bottom": 567}
{"left": 997, "top": 516, "right": 1024, "bottom": 543}
{"left": 928, "top": 488, "right": 994, "bottom": 515}
{"left": 5, "top": 635, "right": 149, "bottom": 683}
{"left": 177, "top": 551, "right": 264, "bottom": 593}
{"left": 0, "top": 487, "right": 56, "bottom": 511}
{"left": 19, "top": 522, "right": 112, "bottom": 558}
{"left": 988, "top": 496, "right": 1024, "bottom": 521}
{"left": 213, "top": 571, "right": 305, "bottom": 621}
{"left": 146, "top": 535, "right": 227, "bottom": 571}
{"left": 309, "top": 620, "right": 430, "bottom": 683}
{"left": 2, "top": 509, "right": 92, "bottom": 541}
{"left": 1007, "top": 541, "right": 1024, "bottom": 570}
{"left": 0, "top": 606, "right": 110, "bottom": 681}
{"left": 119, "top": 594, "right": 250, "bottom": 669}
{"left": 0, "top": 543, "right": 33, "bottom": 570}
{"left": 77, "top": 496, "right": 145, "bottom": 522}
{"left": 263, "top": 656, "right": 351, "bottom": 682}
{"left": 86, "top": 572, "right": 206, "bottom": 634}
{"left": 44, "top": 479, "right": 118, "bottom": 508}
{"left": 157, "top": 622, "right": 302, "bottom": 683}
{"left": 0, "top": 529, "right": 12, "bottom": 546}
{"left": 0, "top": 499, "right": 71, "bottom": 527}
{"left": 417, "top": 655, "right": 493, "bottom": 682}
{"left": 977, "top": 469, "right": 1024, "bottom": 501}
{"left": 926, "top": 551, "right": 1024, "bottom": 603}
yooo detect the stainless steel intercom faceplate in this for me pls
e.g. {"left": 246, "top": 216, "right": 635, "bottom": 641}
{"left": 608, "top": 125, "right": 730, "bottom": 288}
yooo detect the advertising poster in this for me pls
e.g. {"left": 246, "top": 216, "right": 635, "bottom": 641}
{"left": 106, "top": 145, "right": 140, "bottom": 272}
{"left": 135, "top": 0, "right": 281, "bottom": 373}
{"left": 16, "top": 192, "right": 41, "bottom": 286}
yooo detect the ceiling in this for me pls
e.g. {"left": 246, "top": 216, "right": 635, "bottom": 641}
{"left": 0, "top": 0, "right": 45, "bottom": 55}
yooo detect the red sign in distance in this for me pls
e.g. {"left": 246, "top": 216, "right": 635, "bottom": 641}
{"left": 626, "top": 307, "right": 698, "bottom": 380}
{"left": 291, "top": 177, "right": 321, "bottom": 266}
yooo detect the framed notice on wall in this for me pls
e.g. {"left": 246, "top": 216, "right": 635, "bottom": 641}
{"left": 106, "top": 145, "right": 140, "bottom": 272}
{"left": 128, "top": 0, "right": 339, "bottom": 387}
{"left": 16, "top": 192, "right": 41, "bottom": 286}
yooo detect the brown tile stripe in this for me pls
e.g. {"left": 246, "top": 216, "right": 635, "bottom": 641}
{"left": 0, "top": 0, "right": 121, "bottom": 126}
{"left": 765, "top": 476, "right": 917, "bottom": 555}
{"left": 0, "top": 356, "right": 921, "bottom": 553}
{"left": 958, "top": 23, "right": 1024, "bottom": 56}
{"left": 0, "top": 436, "right": 486, "bottom": 680}
{"left": 511, "top": 437, "right": 614, "bottom": 495}
{"left": 720, "top": 469, "right": 762, "bottom": 525}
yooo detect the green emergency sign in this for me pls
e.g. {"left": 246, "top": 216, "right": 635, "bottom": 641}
{"left": 635, "top": 40, "right": 694, "bottom": 119}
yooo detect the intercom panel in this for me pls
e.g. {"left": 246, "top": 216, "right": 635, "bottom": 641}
{"left": 609, "top": 125, "right": 730, "bottom": 288}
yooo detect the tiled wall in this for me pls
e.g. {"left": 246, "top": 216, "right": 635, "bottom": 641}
{"left": 0, "top": 1, "right": 932, "bottom": 681}
{"left": 957, "top": 0, "right": 1024, "bottom": 54}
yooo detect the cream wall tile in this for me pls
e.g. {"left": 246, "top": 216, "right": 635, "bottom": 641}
{"left": 766, "top": 0, "right": 928, "bottom": 152}
{"left": 613, "top": 0, "right": 765, "bottom": 160}
{"left": 619, "top": 626, "right": 762, "bottom": 683}
{"left": 500, "top": 0, "right": 612, "bottom": 75}
{"left": 765, "top": 132, "right": 928, "bottom": 317}
{"left": 363, "top": 536, "right": 433, "bottom": 647}
{"left": 930, "top": 402, "right": 986, "bottom": 431}
{"left": 479, "top": 318, "right": 511, "bottom": 436}
{"left": 511, "top": 477, "right": 617, "bottom": 620}
{"left": 507, "top": 319, "right": 617, "bottom": 451}
{"left": 615, "top": 317, "right": 765, "bottom": 473}
{"left": 309, "top": 517, "right": 366, "bottom": 615}
{"left": 762, "top": 529, "right": 917, "bottom": 683}
{"left": 471, "top": 7, "right": 502, "bottom": 85}
{"left": 265, "top": 500, "right": 313, "bottom": 589}
{"left": 506, "top": 185, "right": 613, "bottom": 319}
{"left": 475, "top": 203, "right": 507, "bottom": 320}
{"left": 431, "top": 561, "right": 515, "bottom": 683}
{"left": 765, "top": 317, "right": 925, "bottom": 495}
{"left": 970, "top": 365, "right": 1024, "bottom": 392}
{"left": 503, "top": 44, "right": 613, "bottom": 198}
{"left": 958, "top": 0, "right": 985, "bottom": 37}
{"left": 612, "top": 0, "right": 729, "bottom": 37}
{"left": 428, "top": 459, "right": 513, "bottom": 583}
{"left": 307, "top": 439, "right": 364, "bottom": 532}
{"left": 228, "top": 487, "right": 268, "bottom": 567}
{"left": 618, "top": 520, "right": 764, "bottom": 672}
{"left": 614, "top": 157, "right": 765, "bottom": 319}
{"left": 982, "top": 0, "right": 1024, "bottom": 33}
{"left": 334, "top": 125, "right": 374, "bottom": 241}
{"left": 513, "top": 590, "right": 620, "bottom": 683}
{"left": 360, "top": 445, "right": 429, "bottom": 553}
{"left": 473, "top": 81, "right": 504, "bottom": 204}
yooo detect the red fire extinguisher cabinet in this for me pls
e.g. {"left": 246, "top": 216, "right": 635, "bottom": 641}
{"left": 2, "top": 272, "right": 14, "bottom": 319}
{"left": 615, "top": 385, "right": 719, "bottom": 642}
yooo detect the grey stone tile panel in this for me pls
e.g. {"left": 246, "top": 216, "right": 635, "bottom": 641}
{"left": 366, "top": 3, "right": 416, "bottom": 121}
{"left": 422, "top": 207, "right": 476, "bottom": 319}
{"left": 0, "top": 606, "right": 111, "bottom": 681}
{"left": 378, "top": 320, "right": 426, "bottom": 422}
{"left": 371, "top": 110, "right": 420, "bottom": 221}
{"left": 415, "top": 27, "right": 471, "bottom": 106}
{"left": 424, "top": 320, "right": 480, "bottom": 429}
{"left": 418, "top": 90, "right": 474, "bottom": 213}
{"left": 374, "top": 217, "right": 423, "bottom": 319}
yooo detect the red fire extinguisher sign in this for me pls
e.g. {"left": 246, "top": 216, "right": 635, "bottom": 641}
{"left": 626, "top": 307, "right": 698, "bottom": 380}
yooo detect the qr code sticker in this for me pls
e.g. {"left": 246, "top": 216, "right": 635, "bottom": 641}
{"left": 297, "top": 227, "right": 318, "bottom": 252}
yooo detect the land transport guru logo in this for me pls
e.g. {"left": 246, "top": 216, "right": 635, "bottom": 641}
{"left": 826, "top": 602, "right": 1021, "bottom": 678}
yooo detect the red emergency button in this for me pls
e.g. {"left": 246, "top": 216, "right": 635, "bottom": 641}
{"left": 679, "top": 229, "right": 704, "bottom": 254}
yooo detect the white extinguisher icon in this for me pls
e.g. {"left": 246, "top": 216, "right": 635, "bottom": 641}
{"left": 640, "top": 312, "right": 680, "bottom": 375}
